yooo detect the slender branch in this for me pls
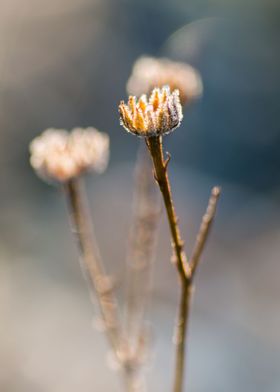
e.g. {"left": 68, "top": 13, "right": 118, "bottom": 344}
{"left": 189, "top": 186, "right": 221, "bottom": 279}
{"left": 146, "top": 136, "right": 191, "bottom": 281}
{"left": 63, "top": 178, "right": 121, "bottom": 356}
{"left": 173, "top": 283, "right": 192, "bottom": 392}
{"left": 145, "top": 136, "right": 220, "bottom": 392}
{"left": 145, "top": 135, "right": 191, "bottom": 392}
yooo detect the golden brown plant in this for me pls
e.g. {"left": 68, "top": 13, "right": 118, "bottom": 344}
{"left": 119, "top": 86, "right": 182, "bottom": 137}
{"left": 29, "top": 58, "right": 219, "bottom": 392}
{"left": 123, "top": 56, "right": 203, "bottom": 389}
{"left": 119, "top": 88, "right": 220, "bottom": 392}
{"left": 127, "top": 56, "right": 202, "bottom": 105}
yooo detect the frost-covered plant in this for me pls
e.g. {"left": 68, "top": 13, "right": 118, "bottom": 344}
{"left": 29, "top": 57, "right": 220, "bottom": 392}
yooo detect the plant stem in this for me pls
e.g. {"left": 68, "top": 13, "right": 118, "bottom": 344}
{"left": 173, "top": 282, "right": 192, "bottom": 392}
{"left": 146, "top": 135, "right": 191, "bottom": 392}
{"left": 146, "top": 136, "right": 190, "bottom": 281}
{"left": 146, "top": 136, "right": 221, "bottom": 392}
{"left": 189, "top": 186, "right": 221, "bottom": 278}
{"left": 63, "top": 178, "right": 121, "bottom": 356}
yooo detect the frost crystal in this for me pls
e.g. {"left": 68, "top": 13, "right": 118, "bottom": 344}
{"left": 119, "top": 86, "right": 183, "bottom": 137}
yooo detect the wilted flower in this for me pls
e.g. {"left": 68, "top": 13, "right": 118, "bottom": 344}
{"left": 119, "top": 86, "right": 183, "bottom": 137}
{"left": 127, "top": 56, "right": 202, "bottom": 105}
{"left": 30, "top": 127, "right": 109, "bottom": 183}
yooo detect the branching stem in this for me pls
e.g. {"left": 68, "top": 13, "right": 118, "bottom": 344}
{"left": 146, "top": 136, "right": 191, "bottom": 392}
{"left": 146, "top": 135, "right": 220, "bottom": 392}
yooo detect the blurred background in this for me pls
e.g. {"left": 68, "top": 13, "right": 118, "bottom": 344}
{"left": 1, "top": 0, "right": 280, "bottom": 390}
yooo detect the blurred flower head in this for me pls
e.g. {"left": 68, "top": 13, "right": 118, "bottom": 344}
{"left": 127, "top": 56, "right": 203, "bottom": 105}
{"left": 30, "top": 127, "right": 109, "bottom": 183}
{"left": 119, "top": 86, "right": 183, "bottom": 137}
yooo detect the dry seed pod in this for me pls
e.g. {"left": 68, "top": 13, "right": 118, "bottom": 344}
{"left": 119, "top": 86, "right": 183, "bottom": 137}
{"left": 30, "top": 127, "right": 109, "bottom": 183}
{"left": 127, "top": 56, "right": 202, "bottom": 105}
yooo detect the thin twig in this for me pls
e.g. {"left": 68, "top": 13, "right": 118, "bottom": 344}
{"left": 124, "top": 144, "right": 160, "bottom": 360}
{"left": 146, "top": 136, "right": 191, "bottom": 281}
{"left": 189, "top": 186, "right": 221, "bottom": 279}
{"left": 63, "top": 178, "right": 121, "bottom": 358}
{"left": 173, "top": 282, "right": 192, "bottom": 392}
{"left": 145, "top": 136, "right": 191, "bottom": 392}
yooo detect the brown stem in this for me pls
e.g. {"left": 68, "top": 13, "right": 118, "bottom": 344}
{"left": 189, "top": 186, "right": 221, "bottom": 279}
{"left": 63, "top": 178, "right": 121, "bottom": 356}
{"left": 146, "top": 136, "right": 190, "bottom": 281}
{"left": 173, "top": 282, "right": 192, "bottom": 392}
{"left": 146, "top": 136, "right": 220, "bottom": 392}
{"left": 146, "top": 135, "right": 191, "bottom": 392}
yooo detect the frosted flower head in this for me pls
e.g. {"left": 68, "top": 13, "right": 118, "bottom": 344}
{"left": 127, "top": 56, "right": 203, "bottom": 105}
{"left": 119, "top": 86, "right": 183, "bottom": 137}
{"left": 30, "top": 127, "right": 109, "bottom": 183}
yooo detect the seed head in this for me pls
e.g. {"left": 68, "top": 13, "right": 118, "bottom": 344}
{"left": 119, "top": 86, "right": 183, "bottom": 137}
{"left": 30, "top": 127, "right": 109, "bottom": 183}
{"left": 127, "top": 56, "right": 202, "bottom": 105}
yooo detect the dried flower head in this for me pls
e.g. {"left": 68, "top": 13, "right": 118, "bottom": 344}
{"left": 30, "top": 127, "right": 109, "bottom": 183}
{"left": 127, "top": 56, "right": 202, "bottom": 105}
{"left": 119, "top": 86, "right": 183, "bottom": 137}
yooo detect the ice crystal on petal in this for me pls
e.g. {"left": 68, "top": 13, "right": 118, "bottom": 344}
{"left": 119, "top": 86, "right": 183, "bottom": 137}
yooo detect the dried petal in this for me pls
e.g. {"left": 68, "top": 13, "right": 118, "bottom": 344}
{"left": 30, "top": 127, "right": 109, "bottom": 183}
{"left": 119, "top": 86, "right": 183, "bottom": 137}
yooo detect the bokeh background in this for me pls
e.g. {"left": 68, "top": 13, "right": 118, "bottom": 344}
{"left": 1, "top": 0, "right": 280, "bottom": 391}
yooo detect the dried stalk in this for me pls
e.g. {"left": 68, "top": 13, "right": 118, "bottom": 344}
{"left": 146, "top": 136, "right": 191, "bottom": 392}
{"left": 146, "top": 135, "right": 220, "bottom": 392}
{"left": 189, "top": 186, "right": 221, "bottom": 279}
{"left": 124, "top": 144, "right": 160, "bottom": 356}
{"left": 146, "top": 136, "right": 190, "bottom": 281}
{"left": 63, "top": 178, "right": 128, "bottom": 380}
{"left": 172, "top": 282, "right": 192, "bottom": 392}
{"left": 173, "top": 187, "right": 220, "bottom": 392}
